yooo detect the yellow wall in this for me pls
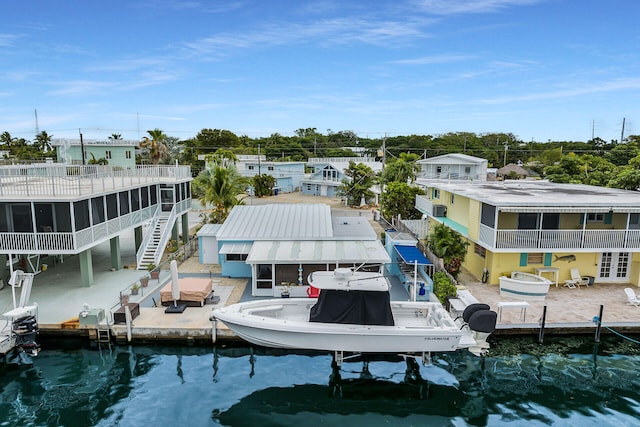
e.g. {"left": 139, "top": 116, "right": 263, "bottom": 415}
{"left": 466, "top": 200, "right": 480, "bottom": 240}
{"left": 448, "top": 193, "right": 470, "bottom": 228}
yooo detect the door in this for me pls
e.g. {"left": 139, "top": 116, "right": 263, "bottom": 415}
{"left": 160, "top": 185, "right": 174, "bottom": 212}
{"left": 598, "top": 252, "right": 630, "bottom": 282}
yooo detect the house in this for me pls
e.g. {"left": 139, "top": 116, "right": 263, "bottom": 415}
{"left": 0, "top": 163, "right": 192, "bottom": 286}
{"left": 416, "top": 153, "right": 488, "bottom": 181}
{"left": 201, "top": 203, "right": 390, "bottom": 296}
{"left": 414, "top": 178, "right": 640, "bottom": 287}
{"left": 300, "top": 157, "right": 383, "bottom": 197}
{"left": 51, "top": 138, "right": 138, "bottom": 167}
{"left": 234, "top": 155, "right": 306, "bottom": 193}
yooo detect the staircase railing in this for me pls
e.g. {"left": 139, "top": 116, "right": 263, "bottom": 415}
{"left": 135, "top": 205, "right": 160, "bottom": 269}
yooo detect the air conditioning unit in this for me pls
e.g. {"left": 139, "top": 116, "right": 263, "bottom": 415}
{"left": 433, "top": 204, "right": 447, "bottom": 217}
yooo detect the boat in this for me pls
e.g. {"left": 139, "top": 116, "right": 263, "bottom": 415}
{"left": 212, "top": 268, "right": 497, "bottom": 359}
{"left": 499, "top": 271, "right": 552, "bottom": 301}
{"left": 1, "top": 270, "right": 40, "bottom": 364}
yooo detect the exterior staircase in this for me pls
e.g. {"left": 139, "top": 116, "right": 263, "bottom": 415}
{"left": 136, "top": 208, "right": 175, "bottom": 270}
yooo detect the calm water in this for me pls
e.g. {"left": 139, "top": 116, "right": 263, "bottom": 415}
{"left": 1, "top": 337, "right": 640, "bottom": 427}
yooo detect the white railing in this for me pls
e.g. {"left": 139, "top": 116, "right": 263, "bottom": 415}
{"left": 477, "top": 226, "right": 640, "bottom": 250}
{"left": 135, "top": 205, "right": 161, "bottom": 262}
{"left": 415, "top": 195, "right": 433, "bottom": 215}
{"left": 0, "top": 164, "right": 191, "bottom": 197}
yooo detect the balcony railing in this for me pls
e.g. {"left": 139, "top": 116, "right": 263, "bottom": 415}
{"left": 479, "top": 224, "right": 640, "bottom": 250}
{"left": 0, "top": 164, "right": 191, "bottom": 197}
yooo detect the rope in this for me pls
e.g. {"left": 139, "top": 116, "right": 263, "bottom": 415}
{"left": 592, "top": 316, "right": 640, "bottom": 345}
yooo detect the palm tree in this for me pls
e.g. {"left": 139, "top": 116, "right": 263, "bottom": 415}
{"left": 108, "top": 133, "right": 122, "bottom": 140}
{"left": 34, "top": 131, "right": 53, "bottom": 153}
{"left": 192, "top": 161, "right": 250, "bottom": 223}
{"left": 140, "top": 128, "right": 168, "bottom": 164}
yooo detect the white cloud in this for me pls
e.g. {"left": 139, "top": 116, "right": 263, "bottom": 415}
{"left": 0, "top": 33, "right": 21, "bottom": 47}
{"left": 392, "top": 54, "right": 475, "bottom": 65}
{"left": 414, "top": 0, "right": 542, "bottom": 15}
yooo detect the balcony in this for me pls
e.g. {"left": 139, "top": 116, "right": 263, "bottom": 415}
{"left": 479, "top": 224, "right": 640, "bottom": 251}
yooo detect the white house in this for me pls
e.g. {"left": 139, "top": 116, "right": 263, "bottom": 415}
{"left": 416, "top": 153, "right": 488, "bottom": 181}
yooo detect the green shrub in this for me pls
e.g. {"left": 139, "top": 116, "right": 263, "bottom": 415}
{"left": 433, "top": 271, "right": 457, "bottom": 304}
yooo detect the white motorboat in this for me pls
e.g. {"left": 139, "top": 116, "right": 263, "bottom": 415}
{"left": 212, "top": 268, "right": 497, "bottom": 356}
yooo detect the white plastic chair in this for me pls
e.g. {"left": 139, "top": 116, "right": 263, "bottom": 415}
{"left": 624, "top": 288, "right": 640, "bottom": 307}
{"left": 564, "top": 268, "right": 589, "bottom": 288}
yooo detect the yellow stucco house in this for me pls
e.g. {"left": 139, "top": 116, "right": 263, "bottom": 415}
{"left": 415, "top": 177, "right": 640, "bottom": 288}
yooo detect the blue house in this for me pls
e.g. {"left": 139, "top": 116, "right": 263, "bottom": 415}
{"left": 300, "top": 157, "right": 382, "bottom": 197}
{"left": 200, "top": 203, "right": 390, "bottom": 296}
{"left": 236, "top": 156, "right": 306, "bottom": 193}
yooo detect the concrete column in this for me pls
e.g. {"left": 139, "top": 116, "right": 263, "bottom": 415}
{"left": 110, "top": 236, "right": 123, "bottom": 270}
{"left": 79, "top": 249, "right": 94, "bottom": 287}
{"left": 172, "top": 221, "right": 179, "bottom": 245}
{"left": 0, "top": 255, "right": 8, "bottom": 285}
{"left": 134, "top": 226, "right": 143, "bottom": 252}
{"left": 181, "top": 213, "right": 189, "bottom": 244}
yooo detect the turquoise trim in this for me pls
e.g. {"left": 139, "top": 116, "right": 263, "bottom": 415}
{"left": 501, "top": 288, "right": 548, "bottom": 297}
{"left": 519, "top": 253, "right": 527, "bottom": 266}
{"left": 440, "top": 217, "right": 468, "bottom": 237}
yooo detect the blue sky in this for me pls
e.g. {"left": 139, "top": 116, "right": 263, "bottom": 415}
{"left": 1, "top": 0, "right": 639, "bottom": 143}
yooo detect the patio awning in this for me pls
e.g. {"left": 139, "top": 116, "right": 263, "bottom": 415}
{"left": 219, "top": 243, "right": 253, "bottom": 254}
{"left": 246, "top": 240, "right": 391, "bottom": 264}
{"left": 394, "top": 245, "right": 431, "bottom": 265}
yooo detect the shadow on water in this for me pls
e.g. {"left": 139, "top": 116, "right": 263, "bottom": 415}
{"left": 0, "top": 336, "right": 639, "bottom": 426}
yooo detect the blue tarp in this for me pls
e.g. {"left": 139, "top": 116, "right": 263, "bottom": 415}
{"left": 394, "top": 245, "right": 431, "bottom": 265}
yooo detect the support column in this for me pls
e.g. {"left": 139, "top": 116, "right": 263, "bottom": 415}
{"left": 181, "top": 213, "right": 189, "bottom": 244}
{"left": 0, "top": 255, "right": 8, "bottom": 285}
{"left": 134, "top": 226, "right": 143, "bottom": 252}
{"left": 110, "top": 236, "right": 123, "bottom": 270}
{"left": 172, "top": 221, "right": 179, "bottom": 246}
{"left": 79, "top": 249, "right": 94, "bottom": 287}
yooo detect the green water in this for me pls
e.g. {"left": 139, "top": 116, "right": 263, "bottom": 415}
{"left": 1, "top": 337, "right": 639, "bottom": 426}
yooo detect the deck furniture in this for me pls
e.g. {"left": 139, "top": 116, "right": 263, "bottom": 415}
{"left": 534, "top": 267, "right": 559, "bottom": 287}
{"left": 564, "top": 268, "right": 589, "bottom": 288}
{"left": 497, "top": 301, "right": 529, "bottom": 322}
{"left": 624, "top": 288, "right": 640, "bottom": 307}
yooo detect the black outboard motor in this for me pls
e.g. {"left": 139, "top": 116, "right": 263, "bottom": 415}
{"left": 460, "top": 303, "right": 497, "bottom": 355}
{"left": 13, "top": 315, "right": 40, "bottom": 356}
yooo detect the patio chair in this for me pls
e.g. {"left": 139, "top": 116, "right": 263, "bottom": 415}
{"left": 564, "top": 268, "right": 589, "bottom": 288}
{"left": 624, "top": 288, "right": 640, "bottom": 307}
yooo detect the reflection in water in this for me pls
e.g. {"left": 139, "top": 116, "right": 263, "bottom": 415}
{"left": 0, "top": 337, "right": 639, "bottom": 426}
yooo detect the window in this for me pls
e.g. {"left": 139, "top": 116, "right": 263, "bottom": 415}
{"left": 432, "top": 188, "right": 440, "bottom": 199}
{"left": 226, "top": 253, "right": 248, "bottom": 262}
{"left": 91, "top": 197, "right": 105, "bottom": 224}
{"left": 307, "top": 184, "right": 312, "bottom": 191}
{"left": 105, "top": 150, "right": 112, "bottom": 159}
{"left": 106, "top": 194, "right": 118, "bottom": 219}
{"left": 465, "top": 166, "right": 471, "bottom": 174}
{"left": 268, "top": 166, "right": 274, "bottom": 171}
{"left": 587, "top": 213, "right": 604, "bottom": 222}
{"left": 74, "top": 200, "right": 90, "bottom": 230}
{"left": 474, "top": 244, "right": 486, "bottom": 258}
{"left": 450, "top": 194, "right": 455, "bottom": 204}
{"left": 119, "top": 191, "right": 130, "bottom": 215}
{"left": 527, "top": 253, "right": 544, "bottom": 264}
{"left": 125, "top": 150, "right": 132, "bottom": 159}
{"left": 248, "top": 165, "right": 254, "bottom": 170}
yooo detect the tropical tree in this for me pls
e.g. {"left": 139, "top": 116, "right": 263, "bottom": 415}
{"left": 34, "top": 131, "right": 53, "bottom": 153}
{"left": 380, "top": 152, "right": 421, "bottom": 186}
{"left": 108, "top": 133, "right": 122, "bottom": 140}
{"left": 427, "top": 223, "right": 469, "bottom": 278}
{"left": 140, "top": 128, "right": 168, "bottom": 165}
{"left": 337, "top": 161, "right": 377, "bottom": 207}
{"left": 192, "top": 161, "right": 250, "bottom": 223}
{"left": 253, "top": 174, "right": 276, "bottom": 197}
{"left": 380, "top": 181, "right": 425, "bottom": 221}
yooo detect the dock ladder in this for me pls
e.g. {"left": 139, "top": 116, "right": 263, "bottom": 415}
{"left": 96, "top": 323, "right": 111, "bottom": 344}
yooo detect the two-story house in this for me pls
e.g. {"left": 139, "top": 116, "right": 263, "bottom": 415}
{"left": 234, "top": 155, "right": 306, "bottom": 193}
{"left": 300, "top": 157, "right": 382, "bottom": 198}
{"left": 415, "top": 179, "right": 640, "bottom": 287}
{"left": 52, "top": 138, "right": 137, "bottom": 167}
{"left": 416, "top": 153, "right": 488, "bottom": 181}
{"left": 0, "top": 163, "right": 192, "bottom": 286}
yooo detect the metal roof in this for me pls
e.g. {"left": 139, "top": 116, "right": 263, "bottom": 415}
{"left": 197, "top": 224, "right": 222, "bottom": 237}
{"left": 216, "top": 204, "right": 334, "bottom": 240}
{"left": 415, "top": 179, "right": 640, "bottom": 210}
{"left": 246, "top": 240, "right": 391, "bottom": 264}
{"left": 417, "top": 153, "right": 487, "bottom": 165}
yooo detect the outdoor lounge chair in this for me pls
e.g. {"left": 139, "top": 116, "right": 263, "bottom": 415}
{"left": 624, "top": 288, "right": 640, "bottom": 307}
{"left": 564, "top": 268, "right": 589, "bottom": 288}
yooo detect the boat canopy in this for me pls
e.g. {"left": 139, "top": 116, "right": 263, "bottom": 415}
{"left": 309, "top": 290, "right": 395, "bottom": 326}
{"left": 394, "top": 245, "right": 431, "bottom": 265}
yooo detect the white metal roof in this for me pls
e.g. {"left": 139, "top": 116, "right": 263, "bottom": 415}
{"left": 246, "top": 240, "right": 391, "bottom": 264}
{"left": 197, "top": 223, "right": 222, "bottom": 237}
{"left": 216, "top": 204, "right": 334, "bottom": 240}
{"left": 417, "top": 153, "right": 487, "bottom": 165}
{"left": 331, "top": 216, "right": 377, "bottom": 239}
{"left": 415, "top": 179, "right": 640, "bottom": 210}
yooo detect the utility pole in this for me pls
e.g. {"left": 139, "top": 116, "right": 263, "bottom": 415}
{"left": 258, "top": 144, "right": 261, "bottom": 176}
{"left": 313, "top": 136, "right": 317, "bottom": 156}
{"left": 79, "top": 129, "right": 86, "bottom": 165}
{"left": 503, "top": 141, "right": 508, "bottom": 166}
{"left": 34, "top": 109, "right": 39, "bottom": 135}
{"left": 621, "top": 117, "right": 626, "bottom": 143}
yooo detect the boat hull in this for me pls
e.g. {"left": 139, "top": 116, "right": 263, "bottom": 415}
{"left": 213, "top": 298, "right": 463, "bottom": 353}
{"left": 499, "top": 272, "right": 551, "bottom": 301}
